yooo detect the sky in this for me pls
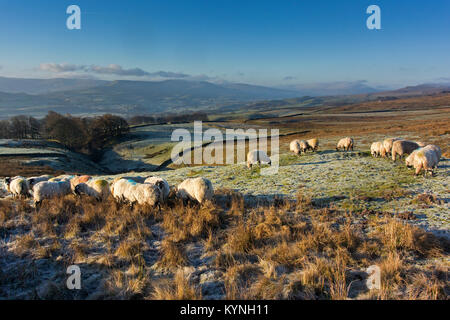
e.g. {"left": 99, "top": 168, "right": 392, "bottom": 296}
{"left": 0, "top": 0, "right": 449, "bottom": 89}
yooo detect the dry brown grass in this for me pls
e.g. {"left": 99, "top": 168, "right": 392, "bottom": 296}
{"left": 151, "top": 269, "right": 202, "bottom": 300}
{"left": 0, "top": 187, "right": 448, "bottom": 300}
{"left": 0, "top": 157, "right": 65, "bottom": 178}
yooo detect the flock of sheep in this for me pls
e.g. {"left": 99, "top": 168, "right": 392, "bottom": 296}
{"left": 3, "top": 174, "right": 214, "bottom": 209}
{"left": 2, "top": 136, "right": 443, "bottom": 208}
{"left": 370, "top": 138, "right": 442, "bottom": 175}
{"left": 287, "top": 136, "right": 441, "bottom": 176}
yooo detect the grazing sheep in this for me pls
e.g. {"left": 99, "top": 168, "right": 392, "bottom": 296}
{"left": 74, "top": 179, "right": 111, "bottom": 201}
{"left": 70, "top": 175, "right": 92, "bottom": 191}
{"left": 289, "top": 140, "right": 301, "bottom": 155}
{"left": 412, "top": 148, "right": 439, "bottom": 176}
{"left": 144, "top": 176, "right": 170, "bottom": 201}
{"left": 336, "top": 137, "right": 354, "bottom": 151}
{"left": 4, "top": 176, "right": 26, "bottom": 193}
{"left": 391, "top": 140, "right": 420, "bottom": 161}
{"left": 383, "top": 138, "right": 401, "bottom": 156}
{"left": 33, "top": 180, "right": 72, "bottom": 207}
{"left": 111, "top": 178, "right": 161, "bottom": 207}
{"left": 246, "top": 150, "right": 272, "bottom": 169}
{"left": 306, "top": 138, "right": 319, "bottom": 152}
{"left": 8, "top": 177, "right": 29, "bottom": 198}
{"left": 424, "top": 144, "right": 442, "bottom": 160}
{"left": 405, "top": 148, "right": 421, "bottom": 168}
{"left": 27, "top": 175, "right": 52, "bottom": 191}
{"left": 406, "top": 145, "right": 441, "bottom": 168}
{"left": 176, "top": 177, "right": 214, "bottom": 204}
{"left": 298, "top": 140, "right": 309, "bottom": 153}
{"left": 370, "top": 141, "right": 385, "bottom": 158}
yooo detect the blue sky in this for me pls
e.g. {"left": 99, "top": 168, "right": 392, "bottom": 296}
{"left": 0, "top": 0, "right": 449, "bottom": 88}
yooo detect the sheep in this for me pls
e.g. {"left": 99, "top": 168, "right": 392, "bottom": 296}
{"left": 111, "top": 178, "right": 161, "bottom": 207}
{"left": 176, "top": 177, "right": 214, "bottom": 204}
{"left": 27, "top": 175, "right": 52, "bottom": 191}
{"left": 306, "top": 138, "right": 319, "bottom": 152}
{"left": 7, "top": 177, "right": 29, "bottom": 199}
{"left": 405, "top": 148, "right": 421, "bottom": 168}
{"left": 4, "top": 176, "right": 26, "bottom": 193}
{"left": 370, "top": 141, "right": 385, "bottom": 158}
{"left": 391, "top": 140, "right": 420, "bottom": 161}
{"left": 336, "top": 137, "right": 354, "bottom": 151}
{"left": 411, "top": 148, "right": 439, "bottom": 176}
{"left": 289, "top": 140, "right": 301, "bottom": 155}
{"left": 406, "top": 145, "right": 441, "bottom": 168}
{"left": 70, "top": 175, "right": 92, "bottom": 188}
{"left": 424, "top": 144, "right": 442, "bottom": 160}
{"left": 144, "top": 176, "right": 170, "bottom": 202}
{"left": 298, "top": 140, "right": 309, "bottom": 153}
{"left": 246, "top": 150, "right": 271, "bottom": 169}
{"left": 74, "top": 179, "right": 111, "bottom": 201}
{"left": 33, "top": 180, "right": 72, "bottom": 207}
{"left": 383, "top": 138, "right": 401, "bottom": 156}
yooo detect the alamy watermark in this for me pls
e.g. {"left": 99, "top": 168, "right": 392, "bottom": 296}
{"left": 66, "top": 5, "right": 81, "bottom": 30}
{"left": 367, "top": 5, "right": 381, "bottom": 30}
{"left": 170, "top": 121, "right": 279, "bottom": 175}
{"left": 66, "top": 265, "right": 81, "bottom": 290}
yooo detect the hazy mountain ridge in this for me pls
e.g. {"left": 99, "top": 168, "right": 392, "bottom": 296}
{"left": 0, "top": 76, "right": 107, "bottom": 94}
{"left": 0, "top": 76, "right": 449, "bottom": 119}
{"left": 0, "top": 79, "right": 300, "bottom": 118}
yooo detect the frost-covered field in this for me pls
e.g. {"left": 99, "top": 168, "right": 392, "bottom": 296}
{"left": 92, "top": 150, "right": 450, "bottom": 238}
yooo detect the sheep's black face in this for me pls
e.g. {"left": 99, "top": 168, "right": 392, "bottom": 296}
{"left": 5, "top": 177, "right": 11, "bottom": 186}
{"left": 74, "top": 185, "right": 82, "bottom": 195}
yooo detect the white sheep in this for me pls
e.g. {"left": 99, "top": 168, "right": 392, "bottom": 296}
{"left": 391, "top": 140, "right": 420, "bottom": 161}
{"left": 406, "top": 145, "right": 441, "bottom": 169}
{"left": 383, "top": 138, "right": 400, "bottom": 156}
{"left": 144, "top": 176, "right": 170, "bottom": 202}
{"left": 306, "top": 138, "right": 319, "bottom": 152}
{"left": 4, "top": 176, "right": 26, "bottom": 193}
{"left": 246, "top": 150, "right": 272, "bottom": 169}
{"left": 289, "top": 140, "right": 301, "bottom": 155}
{"left": 33, "top": 180, "right": 72, "bottom": 206}
{"left": 336, "top": 137, "right": 354, "bottom": 151}
{"left": 27, "top": 175, "right": 52, "bottom": 191}
{"left": 424, "top": 144, "right": 442, "bottom": 160}
{"left": 298, "top": 140, "right": 309, "bottom": 153}
{"left": 411, "top": 148, "right": 439, "bottom": 176}
{"left": 370, "top": 141, "right": 385, "bottom": 158}
{"left": 74, "top": 179, "right": 111, "bottom": 201}
{"left": 6, "top": 177, "right": 29, "bottom": 198}
{"left": 176, "top": 177, "right": 214, "bottom": 204}
{"left": 111, "top": 178, "right": 161, "bottom": 207}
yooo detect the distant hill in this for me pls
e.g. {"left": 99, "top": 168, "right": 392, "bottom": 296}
{"left": 0, "top": 79, "right": 300, "bottom": 118}
{"left": 1, "top": 76, "right": 449, "bottom": 119}
{"left": 0, "top": 76, "right": 106, "bottom": 94}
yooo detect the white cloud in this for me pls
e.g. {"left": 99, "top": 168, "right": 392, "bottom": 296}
{"left": 38, "top": 63, "right": 192, "bottom": 79}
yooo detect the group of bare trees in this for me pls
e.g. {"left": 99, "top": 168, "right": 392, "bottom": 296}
{"left": 0, "top": 111, "right": 129, "bottom": 155}
{"left": 0, "top": 115, "right": 41, "bottom": 139}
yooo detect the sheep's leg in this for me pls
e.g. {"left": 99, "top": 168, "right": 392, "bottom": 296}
{"left": 414, "top": 164, "right": 423, "bottom": 176}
